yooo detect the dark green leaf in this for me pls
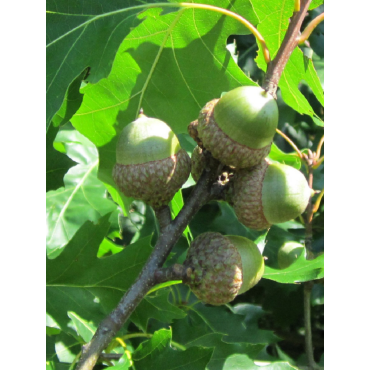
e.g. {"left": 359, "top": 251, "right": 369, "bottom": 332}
{"left": 46, "top": 0, "right": 170, "bottom": 127}
{"left": 52, "top": 69, "right": 86, "bottom": 127}
{"left": 46, "top": 124, "right": 76, "bottom": 192}
{"left": 46, "top": 129, "right": 117, "bottom": 256}
{"left": 133, "top": 328, "right": 213, "bottom": 370}
{"left": 70, "top": 1, "right": 258, "bottom": 190}
{"left": 253, "top": 0, "right": 324, "bottom": 117}
{"left": 47, "top": 215, "right": 184, "bottom": 335}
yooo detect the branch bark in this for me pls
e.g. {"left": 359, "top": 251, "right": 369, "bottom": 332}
{"left": 76, "top": 157, "right": 221, "bottom": 370}
{"left": 262, "top": 0, "right": 312, "bottom": 97}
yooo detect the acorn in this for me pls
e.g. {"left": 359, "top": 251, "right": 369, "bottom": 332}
{"left": 278, "top": 242, "right": 306, "bottom": 269}
{"left": 196, "top": 86, "right": 278, "bottom": 169}
{"left": 112, "top": 114, "right": 191, "bottom": 208}
{"left": 232, "top": 160, "right": 312, "bottom": 230}
{"left": 184, "top": 232, "right": 264, "bottom": 306}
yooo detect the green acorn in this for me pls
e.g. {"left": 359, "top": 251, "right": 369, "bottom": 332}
{"left": 184, "top": 232, "right": 264, "bottom": 306}
{"left": 232, "top": 160, "right": 312, "bottom": 230}
{"left": 196, "top": 86, "right": 278, "bottom": 169}
{"left": 112, "top": 114, "right": 191, "bottom": 208}
{"left": 278, "top": 242, "right": 306, "bottom": 269}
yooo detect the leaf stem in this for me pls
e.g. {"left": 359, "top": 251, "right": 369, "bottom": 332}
{"left": 315, "top": 135, "right": 324, "bottom": 161}
{"left": 299, "top": 12, "right": 324, "bottom": 45}
{"left": 180, "top": 3, "right": 270, "bottom": 63}
{"left": 47, "top": 2, "right": 271, "bottom": 64}
{"left": 294, "top": 0, "right": 301, "bottom": 12}
{"left": 275, "top": 128, "right": 303, "bottom": 158}
{"left": 312, "top": 155, "right": 324, "bottom": 169}
{"left": 312, "top": 188, "right": 324, "bottom": 214}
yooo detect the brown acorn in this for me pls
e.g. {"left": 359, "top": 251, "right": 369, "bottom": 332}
{"left": 112, "top": 114, "right": 191, "bottom": 208}
{"left": 196, "top": 86, "right": 278, "bottom": 169}
{"left": 232, "top": 160, "right": 312, "bottom": 230}
{"left": 184, "top": 232, "right": 264, "bottom": 306}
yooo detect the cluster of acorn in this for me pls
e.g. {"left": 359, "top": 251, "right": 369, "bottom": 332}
{"left": 112, "top": 86, "right": 311, "bottom": 306}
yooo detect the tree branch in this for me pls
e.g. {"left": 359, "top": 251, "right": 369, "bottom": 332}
{"left": 262, "top": 0, "right": 312, "bottom": 97}
{"left": 154, "top": 205, "right": 172, "bottom": 230}
{"left": 76, "top": 156, "right": 221, "bottom": 370}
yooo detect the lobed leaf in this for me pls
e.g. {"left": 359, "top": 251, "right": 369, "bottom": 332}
{"left": 46, "top": 124, "right": 77, "bottom": 192}
{"left": 263, "top": 253, "right": 324, "bottom": 283}
{"left": 47, "top": 215, "right": 185, "bottom": 337}
{"left": 252, "top": 0, "right": 324, "bottom": 119}
{"left": 46, "top": 128, "right": 117, "bottom": 256}
{"left": 132, "top": 328, "right": 213, "bottom": 370}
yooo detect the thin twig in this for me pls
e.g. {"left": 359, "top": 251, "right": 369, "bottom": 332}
{"left": 315, "top": 135, "right": 324, "bottom": 161}
{"left": 299, "top": 12, "right": 324, "bottom": 45}
{"left": 262, "top": 0, "right": 312, "bottom": 97}
{"left": 276, "top": 128, "right": 303, "bottom": 158}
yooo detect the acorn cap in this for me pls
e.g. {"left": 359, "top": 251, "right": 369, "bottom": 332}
{"left": 191, "top": 145, "right": 206, "bottom": 183}
{"left": 184, "top": 232, "right": 264, "bottom": 305}
{"left": 226, "top": 235, "right": 265, "bottom": 294}
{"left": 116, "top": 115, "right": 181, "bottom": 165}
{"left": 262, "top": 163, "right": 312, "bottom": 224}
{"left": 214, "top": 86, "right": 279, "bottom": 149}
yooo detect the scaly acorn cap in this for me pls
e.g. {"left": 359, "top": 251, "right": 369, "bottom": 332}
{"left": 184, "top": 232, "right": 264, "bottom": 306}
{"left": 196, "top": 86, "right": 278, "bottom": 169}
{"left": 191, "top": 145, "right": 206, "bottom": 183}
{"left": 233, "top": 160, "right": 312, "bottom": 230}
{"left": 277, "top": 241, "right": 306, "bottom": 269}
{"left": 112, "top": 114, "right": 191, "bottom": 208}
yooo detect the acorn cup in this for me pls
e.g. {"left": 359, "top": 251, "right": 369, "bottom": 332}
{"left": 190, "top": 145, "right": 206, "bottom": 183}
{"left": 112, "top": 114, "right": 191, "bottom": 208}
{"left": 232, "top": 160, "right": 312, "bottom": 230}
{"left": 196, "top": 86, "right": 279, "bottom": 169}
{"left": 184, "top": 232, "right": 264, "bottom": 306}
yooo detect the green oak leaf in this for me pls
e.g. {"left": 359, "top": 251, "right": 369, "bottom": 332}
{"left": 52, "top": 69, "right": 86, "bottom": 128}
{"left": 46, "top": 0, "right": 171, "bottom": 128}
{"left": 46, "top": 128, "right": 117, "bottom": 257}
{"left": 47, "top": 215, "right": 185, "bottom": 337}
{"left": 70, "top": 0, "right": 258, "bottom": 189}
{"left": 263, "top": 253, "right": 324, "bottom": 283}
{"left": 252, "top": 0, "right": 324, "bottom": 119}
{"left": 268, "top": 143, "right": 301, "bottom": 169}
{"left": 46, "top": 124, "right": 77, "bottom": 192}
{"left": 132, "top": 328, "right": 213, "bottom": 370}
{"left": 68, "top": 312, "right": 97, "bottom": 342}
{"left": 174, "top": 302, "right": 278, "bottom": 346}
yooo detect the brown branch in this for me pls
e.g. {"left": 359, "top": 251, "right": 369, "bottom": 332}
{"left": 76, "top": 156, "right": 221, "bottom": 370}
{"left": 262, "top": 0, "right": 312, "bottom": 97}
{"left": 154, "top": 263, "right": 194, "bottom": 284}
